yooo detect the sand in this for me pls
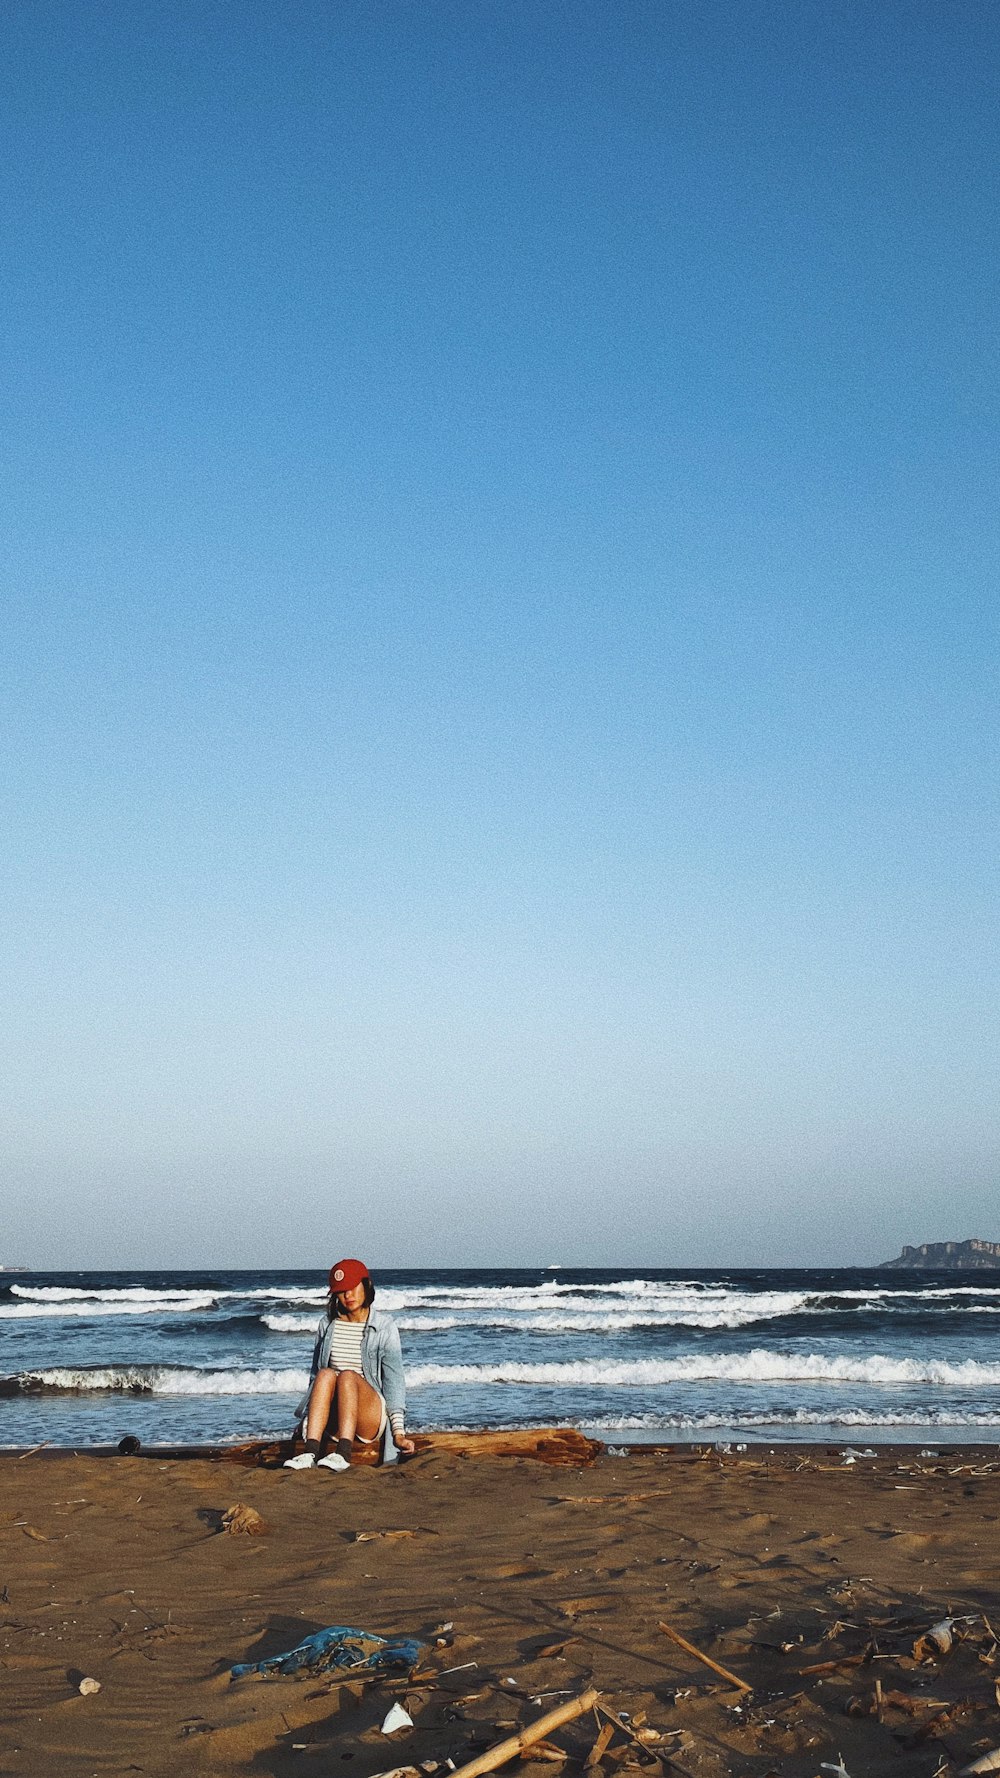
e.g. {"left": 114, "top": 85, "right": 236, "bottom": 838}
{"left": 1, "top": 1439, "right": 998, "bottom": 1777}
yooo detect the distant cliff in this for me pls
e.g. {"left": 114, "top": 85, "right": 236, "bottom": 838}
{"left": 881, "top": 1238, "right": 1000, "bottom": 1271}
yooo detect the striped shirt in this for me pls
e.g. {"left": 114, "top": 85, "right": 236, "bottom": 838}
{"left": 328, "top": 1319, "right": 365, "bottom": 1376}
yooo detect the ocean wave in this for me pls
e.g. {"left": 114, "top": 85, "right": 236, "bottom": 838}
{"left": 577, "top": 1406, "right": 1000, "bottom": 1429}
{"left": 4, "top": 1365, "right": 309, "bottom": 1397}
{"left": 215, "top": 1288, "right": 326, "bottom": 1305}
{"left": 404, "top": 1350, "right": 1000, "bottom": 1389}
{"left": 375, "top": 1281, "right": 1000, "bottom": 1323}
{"left": 262, "top": 1312, "right": 469, "bottom": 1334}
{"left": 14, "top": 1277, "right": 1000, "bottom": 1327}
{"left": 376, "top": 1282, "right": 806, "bottom": 1313}
{"left": 0, "top": 1296, "right": 217, "bottom": 1319}
{"left": 10, "top": 1294, "right": 217, "bottom": 1308}
{"left": 21, "top": 1346, "right": 999, "bottom": 1401}
{"left": 10, "top": 1283, "right": 321, "bottom": 1308}
{"left": 260, "top": 1305, "right": 811, "bottom": 1334}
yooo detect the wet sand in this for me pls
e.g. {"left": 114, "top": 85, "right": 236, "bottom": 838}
{"left": 1, "top": 1440, "right": 998, "bottom": 1777}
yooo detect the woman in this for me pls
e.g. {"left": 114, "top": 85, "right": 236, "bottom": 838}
{"left": 284, "top": 1258, "right": 414, "bottom": 1470}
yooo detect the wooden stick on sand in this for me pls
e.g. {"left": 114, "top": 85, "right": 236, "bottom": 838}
{"left": 658, "top": 1621, "right": 752, "bottom": 1694}
{"left": 448, "top": 1688, "right": 600, "bottom": 1778}
{"left": 584, "top": 1720, "right": 615, "bottom": 1768}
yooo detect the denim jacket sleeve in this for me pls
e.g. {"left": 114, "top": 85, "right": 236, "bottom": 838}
{"left": 366, "top": 1311, "right": 406, "bottom": 1420}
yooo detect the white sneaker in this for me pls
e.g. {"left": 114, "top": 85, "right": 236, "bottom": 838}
{"left": 316, "top": 1451, "right": 351, "bottom": 1472}
{"left": 283, "top": 1451, "right": 316, "bottom": 1470}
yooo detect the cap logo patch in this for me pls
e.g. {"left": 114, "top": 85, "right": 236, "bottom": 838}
{"left": 333, "top": 1268, "right": 345, "bottom": 1281}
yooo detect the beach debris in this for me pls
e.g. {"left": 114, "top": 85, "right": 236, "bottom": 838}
{"left": 553, "top": 1492, "right": 663, "bottom": 1508}
{"left": 914, "top": 1619, "right": 957, "bottom": 1662}
{"left": 898, "top": 1699, "right": 977, "bottom": 1749}
{"left": 658, "top": 1620, "right": 752, "bottom": 1693}
{"left": 369, "top": 1766, "right": 446, "bottom": 1778}
{"left": 585, "top": 1721, "right": 615, "bottom": 1767}
{"left": 844, "top": 1687, "right": 951, "bottom": 1719}
{"left": 381, "top": 1702, "right": 415, "bottom": 1735}
{"left": 593, "top": 1701, "right": 668, "bottom": 1760}
{"left": 445, "top": 1687, "right": 599, "bottom": 1778}
{"left": 800, "top": 1653, "right": 870, "bottom": 1677}
{"left": 960, "top": 1752, "right": 1000, "bottom": 1775}
{"left": 78, "top": 1676, "right": 101, "bottom": 1696}
{"left": 356, "top": 1529, "right": 425, "bottom": 1543}
{"left": 221, "top": 1503, "right": 270, "bottom": 1536}
{"left": 231, "top": 1624, "right": 426, "bottom": 1681}
{"left": 819, "top": 1761, "right": 851, "bottom": 1778}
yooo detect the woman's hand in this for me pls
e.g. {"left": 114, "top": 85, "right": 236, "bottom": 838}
{"left": 394, "top": 1434, "right": 416, "bottom": 1454}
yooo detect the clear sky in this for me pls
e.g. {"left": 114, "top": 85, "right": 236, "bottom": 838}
{"left": 3, "top": 1, "right": 997, "bottom": 1269}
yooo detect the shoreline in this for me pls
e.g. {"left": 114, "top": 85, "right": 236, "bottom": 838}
{"left": 4, "top": 1432, "right": 1000, "bottom": 1460}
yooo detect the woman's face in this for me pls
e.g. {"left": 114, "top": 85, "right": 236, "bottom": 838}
{"left": 334, "top": 1280, "right": 368, "bottom": 1314}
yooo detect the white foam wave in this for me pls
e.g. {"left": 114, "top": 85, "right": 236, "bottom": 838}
{"left": 260, "top": 1313, "right": 465, "bottom": 1334}
{"left": 404, "top": 1350, "right": 1000, "bottom": 1389}
{"left": 11, "top": 1283, "right": 322, "bottom": 1308}
{"left": 375, "top": 1280, "right": 1000, "bottom": 1323}
{"left": 216, "top": 1288, "right": 325, "bottom": 1305}
{"left": 470, "top": 1303, "right": 807, "bottom": 1331}
{"left": 14, "top": 1278, "right": 1000, "bottom": 1330}
{"left": 578, "top": 1407, "right": 1000, "bottom": 1429}
{"left": 23, "top": 1366, "right": 309, "bottom": 1396}
{"left": 0, "top": 1296, "right": 216, "bottom": 1320}
{"left": 11, "top": 1286, "right": 216, "bottom": 1304}
{"left": 260, "top": 1306, "right": 806, "bottom": 1333}
{"left": 34, "top": 1345, "right": 1000, "bottom": 1401}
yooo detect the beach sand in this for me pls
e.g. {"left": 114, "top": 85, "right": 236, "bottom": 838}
{"left": 1, "top": 1439, "right": 998, "bottom": 1777}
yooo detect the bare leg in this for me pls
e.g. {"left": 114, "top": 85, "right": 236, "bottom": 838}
{"left": 331, "top": 1371, "right": 383, "bottom": 1444}
{"left": 304, "top": 1369, "right": 338, "bottom": 1444}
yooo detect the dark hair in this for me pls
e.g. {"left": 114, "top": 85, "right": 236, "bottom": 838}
{"left": 328, "top": 1277, "right": 375, "bottom": 1317}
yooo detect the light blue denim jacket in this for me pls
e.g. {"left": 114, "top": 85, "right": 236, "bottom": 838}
{"left": 295, "top": 1305, "right": 406, "bottom": 1463}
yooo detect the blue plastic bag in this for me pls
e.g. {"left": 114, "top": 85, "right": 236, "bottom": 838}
{"left": 231, "top": 1623, "right": 425, "bottom": 1680}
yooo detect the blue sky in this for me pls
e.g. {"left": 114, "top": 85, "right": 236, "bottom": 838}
{"left": 2, "top": 1, "right": 997, "bottom": 1268}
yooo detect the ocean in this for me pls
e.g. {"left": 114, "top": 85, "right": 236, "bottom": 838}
{"left": 2, "top": 1266, "right": 1000, "bottom": 1450}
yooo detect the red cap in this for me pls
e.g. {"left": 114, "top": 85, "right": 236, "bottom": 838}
{"left": 329, "top": 1258, "right": 369, "bottom": 1293}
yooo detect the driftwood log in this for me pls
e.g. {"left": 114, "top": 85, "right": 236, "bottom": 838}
{"left": 407, "top": 1429, "right": 603, "bottom": 1467}
{"left": 447, "top": 1687, "right": 600, "bottom": 1778}
{"left": 212, "top": 1428, "right": 604, "bottom": 1469}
